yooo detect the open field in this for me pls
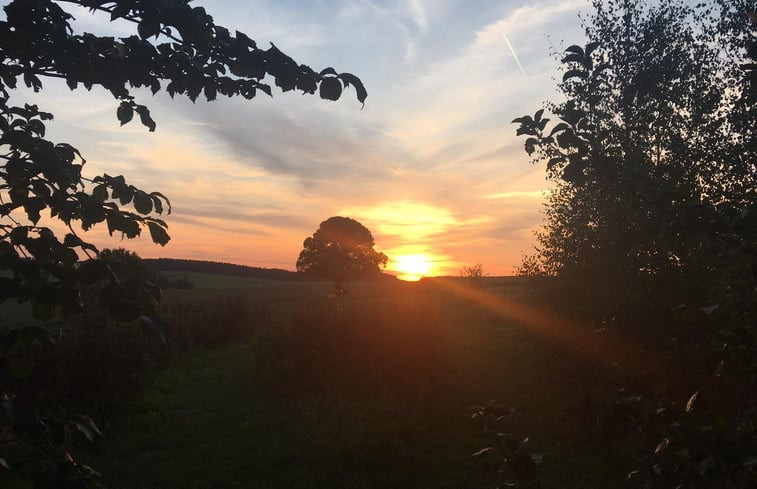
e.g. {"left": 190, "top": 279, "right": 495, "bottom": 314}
{"left": 73, "top": 273, "right": 640, "bottom": 489}
{"left": 7, "top": 271, "right": 736, "bottom": 488}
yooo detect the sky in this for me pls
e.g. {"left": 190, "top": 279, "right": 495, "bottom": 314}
{"left": 9, "top": 0, "right": 591, "bottom": 277}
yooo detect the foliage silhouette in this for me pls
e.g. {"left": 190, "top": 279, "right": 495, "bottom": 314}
{"left": 470, "top": 401, "right": 541, "bottom": 489}
{"left": 296, "top": 216, "right": 387, "bottom": 292}
{"left": 460, "top": 263, "right": 485, "bottom": 279}
{"left": 513, "top": 1, "right": 756, "bottom": 487}
{"left": 513, "top": 0, "right": 755, "bottom": 329}
{"left": 0, "top": 0, "right": 366, "bottom": 321}
{"left": 0, "top": 1, "right": 366, "bottom": 486}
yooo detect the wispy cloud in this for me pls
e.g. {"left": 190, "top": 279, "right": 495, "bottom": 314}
{"left": 484, "top": 190, "right": 549, "bottom": 200}
{"left": 14, "top": 0, "right": 591, "bottom": 275}
{"left": 407, "top": 0, "right": 428, "bottom": 31}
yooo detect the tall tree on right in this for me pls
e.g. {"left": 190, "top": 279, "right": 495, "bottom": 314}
{"left": 514, "top": 0, "right": 756, "bottom": 329}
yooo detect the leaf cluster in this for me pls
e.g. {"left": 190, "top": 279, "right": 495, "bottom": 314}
{"left": 469, "top": 401, "right": 541, "bottom": 488}
{"left": 512, "top": 2, "right": 757, "bottom": 485}
{"left": 1, "top": 0, "right": 367, "bottom": 117}
{"left": 513, "top": 0, "right": 756, "bottom": 318}
{"left": 1, "top": 0, "right": 367, "bottom": 320}
{"left": 628, "top": 392, "right": 757, "bottom": 489}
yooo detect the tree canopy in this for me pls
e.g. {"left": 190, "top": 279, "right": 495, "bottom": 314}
{"left": 0, "top": 0, "right": 367, "bottom": 320}
{"left": 514, "top": 3, "right": 756, "bottom": 484}
{"left": 514, "top": 0, "right": 755, "bottom": 322}
{"left": 296, "top": 216, "right": 387, "bottom": 291}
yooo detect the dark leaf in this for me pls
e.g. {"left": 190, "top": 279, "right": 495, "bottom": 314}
{"left": 117, "top": 102, "right": 133, "bottom": 126}
{"left": 110, "top": 3, "right": 131, "bottom": 20}
{"left": 549, "top": 122, "right": 571, "bottom": 136}
{"left": 133, "top": 191, "right": 153, "bottom": 214}
{"left": 563, "top": 69, "right": 588, "bottom": 82}
{"left": 23, "top": 198, "right": 45, "bottom": 225}
{"left": 92, "top": 184, "right": 109, "bottom": 202}
{"left": 135, "top": 105, "right": 156, "bottom": 132}
{"left": 516, "top": 126, "right": 537, "bottom": 137}
{"left": 338, "top": 72, "right": 367, "bottom": 106}
{"left": 585, "top": 41, "right": 600, "bottom": 57}
{"left": 204, "top": 83, "right": 217, "bottom": 101}
{"left": 137, "top": 17, "right": 161, "bottom": 40}
{"left": 561, "top": 159, "right": 585, "bottom": 184}
{"left": 140, "top": 314, "right": 168, "bottom": 345}
{"left": 525, "top": 137, "right": 538, "bottom": 156}
{"left": 319, "top": 77, "right": 342, "bottom": 101}
{"left": 150, "top": 191, "right": 172, "bottom": 214}
{"left": 562, "top": 53, "right": 584, "bottom": 64}
{"left": 146, "top": 221, "right": 170, "bottom": 246}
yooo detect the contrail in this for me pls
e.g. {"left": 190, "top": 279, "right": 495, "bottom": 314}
{"left": 502, "top": 31, "right": 527, "bottom": 78}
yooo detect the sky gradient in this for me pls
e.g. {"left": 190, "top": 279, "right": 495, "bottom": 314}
{"left": 11, "top": 0, "right": 591, "bottom": 277}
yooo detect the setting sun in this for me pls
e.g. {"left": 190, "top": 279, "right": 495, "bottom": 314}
{"left": 393, "top": 254, "right": 434, "bottom": 282}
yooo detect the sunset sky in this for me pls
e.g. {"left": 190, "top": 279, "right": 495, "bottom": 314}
{"left": 14, "top": 0, "right": 590, "bottom": 277}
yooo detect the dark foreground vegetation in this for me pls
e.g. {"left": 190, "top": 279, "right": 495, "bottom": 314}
{"left": 6, "top": 272, "right": 754, "bottom": 488}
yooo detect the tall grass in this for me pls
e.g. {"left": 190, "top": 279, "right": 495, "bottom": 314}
{"left": 256, "top": 298, "right": 444, "bottom": 394}
{"left": 2, "top": 296, "right": 269, "bottom": 416}
{"left": 253, "top": 297, "right": 451, "bottom": 488}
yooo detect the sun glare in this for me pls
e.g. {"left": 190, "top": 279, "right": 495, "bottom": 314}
{"left": 394, "top": 254, "right": 433, "bottom": 282}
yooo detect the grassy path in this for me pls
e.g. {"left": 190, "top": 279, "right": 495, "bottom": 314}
{"left": 86, "top": 295, "right": 628, "bottom": 488}
{"left": 87, "top": 341, "right": 382, "bottom": 489}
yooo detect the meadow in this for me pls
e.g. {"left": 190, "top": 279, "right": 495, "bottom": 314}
{"left": 53, "top": 272, "right": 660, "bottom": 489}
{"left": 3, "top": 269, "right": 747, "bottom": 489}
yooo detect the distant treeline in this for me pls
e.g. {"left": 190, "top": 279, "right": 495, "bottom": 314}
{"left": 145, "top": 258, "right": 398, "bottom": 282}
{"left": 145, "top": 258, "right": 306, "bottom": 281}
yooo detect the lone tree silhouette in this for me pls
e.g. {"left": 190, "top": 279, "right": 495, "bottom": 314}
{"left": 296, "top": 216, "right": 387, "bottom": 293}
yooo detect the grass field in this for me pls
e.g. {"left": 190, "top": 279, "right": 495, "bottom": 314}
{"left": 74, "top": 273, "right": 639, "bottom": 489}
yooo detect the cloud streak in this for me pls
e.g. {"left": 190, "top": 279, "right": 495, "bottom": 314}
{"left": 15, "top": 0, "right": 590, "bottom": 276}
{"left": 502, "top": 30, "right": 528, "bottom": 78}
